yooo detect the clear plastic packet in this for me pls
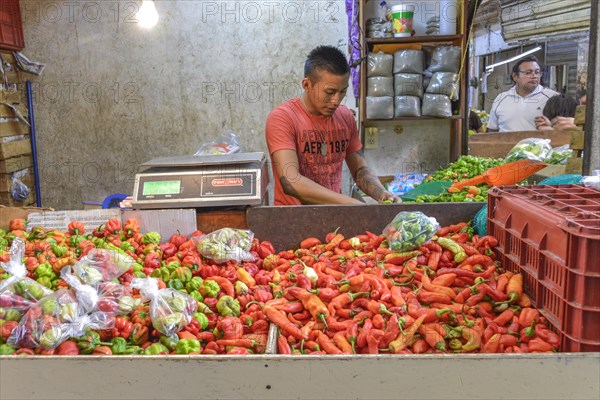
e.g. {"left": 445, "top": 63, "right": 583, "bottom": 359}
{"left": 505, "top": 138, "right": 552, "bottom": 162}
{"left": 194, "top": 131, "right": 241, "bottom": 156}
{"left": 60, "top": 264, "right": 138, "bottom": 315}
{"left": 11, "top": 177, "right": 30, "bottom": 201}
{"left": 8, "top": 289, "right": 83, "bottom": 349}
{"left": 366, "top": 96, "right": 394, "bottom": 119}
{"left": 394, "top": 96, "right": 421, "bottom": 117}
{"left": 367, "top": 52, "right": 394, "bottom": 77}
{"left": 194, "top": 228, "right": 256, "bottom": 264}
{"left": 71, "top": 248, "right": 135, "bottom": 285}
{"left": 131, "top": 278, "right": 197, "bottom": 336}
{"left": 422, "top": 94, "right": 452, "bottom": 117}
{"left": 394, "top": 73, "right": 423, "bottom": 98}
{"left": 427, "top": 46, "right": 461, "bottom": 73}
{"left": 367, "top": 76, "right": 394, "bottom": 97}
{"left": 0, "top": 238, "right": 53, "bottom": 302}
{"left": 426, "top": 72, "right": 459, "bottom": 100}
{"left": 545, "top": 144, "right": 573, "bottom": 165}
{"left": 393, "top": 50, "right": 424, "bottom": 74}
{"left": 0, "top": 291, "right": 34, "bottom": 323}
{"left": 582, "top": 170, "right": 600, "bottom": 189}
{"left": 383, "top": 211, "right": 440, "bottom": 252}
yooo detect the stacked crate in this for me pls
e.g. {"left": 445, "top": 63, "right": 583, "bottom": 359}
{"left": 565, "top": 105, "right": 586, "bottom": 174}
{"left": 0, "top": 50, "right": 35, "bottom": 206}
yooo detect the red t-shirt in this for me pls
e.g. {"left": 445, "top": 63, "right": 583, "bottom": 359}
{"left": 265, "top": 98, "right": 362, "bottom": 205}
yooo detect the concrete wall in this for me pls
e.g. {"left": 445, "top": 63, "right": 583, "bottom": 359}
{"left": 21, "top": 0, "right": 450, "bottom": 209}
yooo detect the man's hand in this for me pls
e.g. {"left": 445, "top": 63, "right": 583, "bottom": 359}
{"left": 379, "top": 191, "right": 402, "bottom": 204}
{"left": 551, "top": 116, "right": 576, "bottom": 130}
{"left": 534, "top": 115, "right": 553, "bottom": 130}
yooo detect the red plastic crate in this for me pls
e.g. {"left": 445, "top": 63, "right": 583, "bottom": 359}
{"left": 489, "top": 184, "right": 600, "bottom": 351}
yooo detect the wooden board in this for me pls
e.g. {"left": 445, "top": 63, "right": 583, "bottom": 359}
{"left": 0, "top": 90, "right": 22, "bottom": 104}
{"left": 565, "top": 157, "right": 583, "bottom": 174}
{"left": 570, "top": 129, "right": 585, "bottom": 150}
{"left": 0, "top": 103, "right": 27, "bottom": 118}
{"left": 574, "top": 105, "right": 586, "bottom": 125}
{"left": 468, "top": 130, "right": 572, "bottom": 158}
{"left": 0, "top": 154, "right": 32, "bottom": 174}
{"left": 0, "top": 191, "right": 36, "bottom": 207}
{"left": 0, "top": 119, "right": 30, "bottom": 137}
{"left": 0, "top": 137, "right": 31, "bottom": 160}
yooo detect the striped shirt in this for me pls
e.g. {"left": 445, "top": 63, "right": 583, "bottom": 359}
{"left": 488, "top": 85, "right": 558, "bottom": 132}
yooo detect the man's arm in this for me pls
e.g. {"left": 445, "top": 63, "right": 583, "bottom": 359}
{"left": 345, "top": 151, "right": 401, "bottom": 203}
{"left": 271, "top": 149, "right": 362, "bottom": 205}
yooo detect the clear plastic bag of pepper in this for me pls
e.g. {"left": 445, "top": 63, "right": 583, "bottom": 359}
{"left": 60, "top": 264, "right": 139, "bottom": 316}
{"left": 0, "top": 238, "right": 53, "bottom": 302}
{"left": 193, "top": 228, "right": 255, "bottom": 264}
{"left": 70, "top": 248, "right": 136, "bottom": 286}
{"left": 7, "top": 288, "right": 113, "bottom": 349}
{"left": 131, "top": 277, "right": 197, "bottom": 336}
{"left": 383, "top": 211, "right": 440, "bottom": 252}
{"left": 0, "top": 291, "right": 34, "bottom": 324}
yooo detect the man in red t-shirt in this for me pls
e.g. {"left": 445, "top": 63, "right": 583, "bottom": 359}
{"left": 265, "top": 46, "right": 400, "bottom": 206}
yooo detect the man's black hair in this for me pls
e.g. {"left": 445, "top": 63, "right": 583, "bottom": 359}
{"left": 542, "top": 93, "right": 578, "bottom": 120}
{"left": 511, "top": 55, "right": 542, "bottom": 77}
{"left": 304, "top": 46, "right": 350, "bottom": 80}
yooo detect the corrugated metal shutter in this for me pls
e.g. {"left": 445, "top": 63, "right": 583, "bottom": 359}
{"left": 546, "top": 40, "right": 580, "bottom": 98}
{"left": 500, "top": 0, "right": 591, "bottom": 42}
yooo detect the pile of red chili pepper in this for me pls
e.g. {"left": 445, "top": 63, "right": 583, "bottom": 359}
{"left": 0, "top": 217, "right": 560, "bottom": 356}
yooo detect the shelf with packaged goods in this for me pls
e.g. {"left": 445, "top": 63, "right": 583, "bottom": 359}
{"left": 358, "top": 0, "right": 469, "bottom": 161}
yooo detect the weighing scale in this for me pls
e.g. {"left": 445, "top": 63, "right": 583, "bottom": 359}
{"left": 131, "top": 152, "right": 269, "bottom": 209}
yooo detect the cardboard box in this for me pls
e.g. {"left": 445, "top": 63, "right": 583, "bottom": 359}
{"left": 468, "top": 130, "right": 572, "bottom": 159}
{"left": 0, "top": 205, "right": 52, "bottom": 229}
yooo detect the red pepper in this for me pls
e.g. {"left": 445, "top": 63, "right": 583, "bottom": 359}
{"left": 380, "top": 313, "right": 400, "bottom": 348}
{"left": 277, "top": 334, "right": 292, "bottom": 354}
{"left": 535, "top": 325, "right": 560, "bottom": 349}
{"left": 56, "top": 340, "right": 80, "bottom": 355}
{"left": 218, "top": 317, "right": 244, "bottom": 340}
{"left": 492, "top": 309, "right": 514, "bottom": 327}
{"left": 518, "top": 308, "right": 540, "bottom": 328}
{"left": 67, "top": 221, "right": 85, "bottom": 235}
{"left": 366, "top": 329, "right": 384, "bottom": 354}
{"left": 481, "top": 333, "right": 501, "bottom": 353}
{"left": 112, "top": 316, "right": 133, "bottom": 339}
{"left": 527, "top": 338, "right": 554, "bottom": 352}
{"left": 316, "top": 331, "right": 343, "bottom": 354}
{"left": 356, "top": 318, "right": 373, "bottom": 349}
{"left": 105, "top": 218, "right": 122, "bottom": 234}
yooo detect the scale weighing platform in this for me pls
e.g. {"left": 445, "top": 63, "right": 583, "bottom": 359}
{"left": 131, "top": 152, "right": 269, "bottom": 209}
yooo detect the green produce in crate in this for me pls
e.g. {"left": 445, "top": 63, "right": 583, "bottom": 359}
{"left": 189, "top": 291, "right": 204, "bottom": 304}
{"left": 142, "top": 232, "right": 161, "bottom": 245}
{"left": 170, "top": 266, "right": 192, "bottom": 283}
{"left": 216, "top": 295, "right": 241, "bottom": 317}
{"left": 154, "top": 312, "right": 187, "bottom": 334}
{"left": 159, "top": 333, "right": 180, "bottom": 351}
{"left": 0, "top": 344, "right": 15, "bottom": 355}
{"left": 110, "top": 337, "right": 128, "bottom": 355}
{"left": 425, "top": 156, "right": 504, "bottom": 182}
{"left": 186, "top": 277, "right": 204, "bottom": 293}
{"left": 151, "top": 267, "right": 171, "bottom": 283}
{"left": 34, "top": 263, "right": 56, "bottom": 280}
{"left": 175, "top": 338, "right": 201, "bottom": 354}
{"left": 144, "top": 342, "right": 169, "bottom": 355}
{"left": 193, "top": 312, "right": 209, "bottom": 330}
{"left": 167, "top": 278, "right": 184, "bottom": 291}
{"left": 39, "top": 326, "right": 63, "bottom": 349}
{"left": 414, "top": 185, "right": 490, "bottom": 203}
{"left": 199, "top": 280, "right": 220, "bottom": 298}
{"left": 77, "top": 329, "right": 110, "bottom": 354}
{"left": 2, "top": 309, "right": 22, "bottom": 322}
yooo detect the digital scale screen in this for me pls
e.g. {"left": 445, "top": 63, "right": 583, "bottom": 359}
{"left": 142, "top": 180, "right": 181, "bottom": 196}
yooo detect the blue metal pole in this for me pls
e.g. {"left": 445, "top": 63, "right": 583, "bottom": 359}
{"left": 26, "top": 81, "right": 41, "bottom": 207}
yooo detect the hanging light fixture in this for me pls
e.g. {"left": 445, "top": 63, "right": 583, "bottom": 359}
{"left": 137, "top": 0, "right": 159, "bottom": 29}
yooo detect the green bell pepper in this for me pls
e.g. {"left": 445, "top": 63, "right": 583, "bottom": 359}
{"left": 189, "top": 291, "right": 204, "bottom": 304}
{"left": 151, "top": 267, "right": 170, "bottom": 283}
{"left": 175, "top": 339, "right": 201, "bottom": 354}
{"left": 123, "top": 345, "right": 144, "bottom": 355}
{"left": 77, "top": 329, "right": 110, "bottom": 354}
{"left": 3, "top": 309, "right": 21, "bottom": 322}
{"left": 167, "top": 278, "right": 184, "bottom": 291}
{"left": 110, "top": 337, "right": 128, "bottom": 355}
{"left": 142, "top": 232, "right": 161, "bottom": 245}
{"left": 216, "top": 295, "right": 241, "bottom": 317}
{"left": 0, "top": 343, "right": 16, "bottom": 355}
{"left": 36, "top": 276, "right": 53, "bottom": 289}
{"left": 144, "top": 342, "right": 169, "bottom": 355}
{"left": 193, "top": 312, "right": 209, "bottom": 330}
{"left": 159, "top": 334, "right": 180, "bottom": 351}
{"left": 199, "top": 280, "right": 220, "bottom": 298}
{"left": 34, "top": 262, "right": 56, "bottom": 280}
{"left": 186, "top": 277, "right": 204, "bottom": 293}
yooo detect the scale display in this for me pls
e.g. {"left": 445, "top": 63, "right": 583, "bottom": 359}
{"left": 142, "top": 180, "right": 181, "bottom": 196}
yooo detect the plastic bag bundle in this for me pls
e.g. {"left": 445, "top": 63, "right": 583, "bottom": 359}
{"left": 194, "top": 132, "right": 241, "bottom": 156}
{"left": 0, "top": 291, "right": 34, "bottom": 323}
{"left": 394, "top": 73, "right": 423, "bottom": 97}
{"left": 8, "top": 289, "right": 84, "bottom": 349}
{"left": 383, "top": 211, "right": 440, "bottom": 252}
{"left": 70, "top": 248, "right": 135, "bottom": 286}
{"left": 422, "top": 94, "right": 452, "bottom": 117}
{"left": 545, "top": 144, "right": 573, "bottom": 165}
{"left": 582, "top": 170, "right": 600, "bottom": 189}
{"left": 366, "top": 18, "right": 393, "bottom": 39}
{"left": 11, "top": 177, "right": 30, "bottom": 201}
{"left": 367, "top": 77, "right": 394, "bottom": 97}
{"left": 473, "top": 205, "right": 488, "bottom": 236}
{"left": 426, "top": 16, "right": 440, "bottom": 35}
{"left": 394, "top": 96, "right": 421, "bottom": 117}
{"left": 194, "top": 228, "right": 255, "bottom": 264}
{"left": 131, "top": 278, "right": 197, "bottom": 336}
{"left": 61, "top": 264, "right": 137, "bottom": 315}
{"left": 0, "top": 238, "right": 53, "bottom": 302}
{"left": 428, "top": 46, "right": 461, "bottom": 73}
{"left": 393, "top": 50, "right": 424, "bottom": 74}
{"left": 505, "top": 138, "right": 553, "bottom": 162}
{"left": 367, "top": 52, "right": 394, "bottom": 77}
{"left": 366, "top": 96, "right": 394, "bottom": 120}
{"left": 539, "top": 174, "right": 583, "bottom": 186}
{"left": 426, "top": 72, "right": 459, "bottom": 100}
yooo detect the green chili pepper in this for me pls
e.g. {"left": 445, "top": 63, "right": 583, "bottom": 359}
{"left": 175, "top": 339, "right": 201, "bottom": 355}
{"left": 34, "top": 263, "right": 56, "bottom": 280}
{"left": 144, "top": 342, "right": 169, "bottom": 355}
{"left": 132, "top": 263, "right": 144, "bottom": 274}
{"left": 216, "top": 295, "right": 241, "bottom": 317}
{"left": 123, "top": 345, "right": 144, "bottom": 355}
